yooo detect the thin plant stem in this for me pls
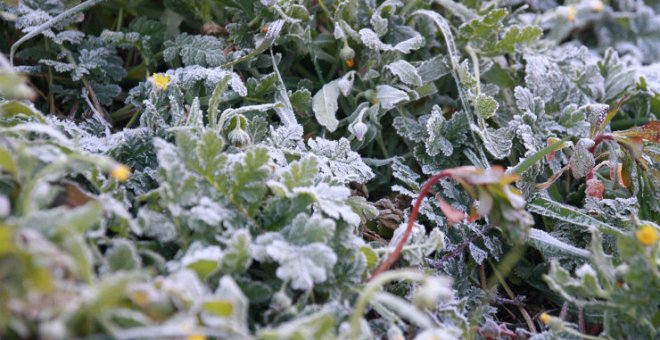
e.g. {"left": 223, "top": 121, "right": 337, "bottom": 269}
{"left": 369, "top": 170, "right": 450, "bottom": 279}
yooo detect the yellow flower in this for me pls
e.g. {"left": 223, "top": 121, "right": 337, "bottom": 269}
{"left": 591, "top": 0, "right": 604, "bottom": 13}
{"left": 345, "top": 58, "right": 355, "bottom": 68}
{"left": 186, "top": 335, "right": 206, "bottom": 340}
{"left": 636, "top": 225, "right": 658, "bottom": 247}
{"left": 567, "top": 6, "right": 576, "bottom": 21}
{"left": 110, "top": 164, "right": 131, "bottom": 182}
{"left": 151, "top": 73, "right": 171, "bottom": 91}
{"left": 539, "top": 312, "right": 552, "bottom": 325}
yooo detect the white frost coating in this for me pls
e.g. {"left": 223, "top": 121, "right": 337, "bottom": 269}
{"left": 271, "top": 51, "right": 298, "bottom": 127}
{"left": 312, "top": 80, "right": 341, "bottom": 131}
{"left": 230, "top": 72, "right": 248, "bottom": 96}
{"left": 338, "top": 71, "right": 356, "bottom": 96}
{"left": 293, "top": 183, "right": 361, "bottom": 226}
{"left": 180, "top": 244, "right": 224, "bottom": 268}
{"left": 161, "top": 269, "right": 208, "bottom": 302}
{"left": 376, "top": 85, "right": 409, "bottom": 109}
{"left": 469, "top": 242, "right": 488, "bottom": 265}
{"left": 253, "top": 232, "right": 337, "bottom": 290}
{"left": 575, "top": 263, "right": 598, "bottom": 278}
{"left": 307, "top": 137, "right": 375, "bottom": 184}
{"left": 528, "top": 228, "right": 590, "bottom": 258}
{"left": 413, "top": 10, "right": 490, "bottom": 164}
{"left": 166, "top": 66, "right": 246, "bottom": 96}
{"left": 426, "top": 108, "right": 454, "bottom": 157}
{"left": 388, "top": 224, "right": 445, "bottom": 265}
{"left": 358, "top": 28, "right": 424, "bottom": 54}
{"left": 189, "top": 197, "right": 225, "bottom": 227}
{"left": 385, "top": 60, "right": 423, "bottom": 87}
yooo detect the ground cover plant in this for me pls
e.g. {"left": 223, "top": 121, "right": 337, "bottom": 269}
{"left": 0, "top": 0, "right": 659, "bottom": 338}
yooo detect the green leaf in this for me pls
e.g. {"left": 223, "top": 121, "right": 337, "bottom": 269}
{"left": 104, "top": 239, "right": 142, "bottom": 272}
{"left": 231, "top": 147, "right": 271, "bottom": 205}
{"left": 283, "top": 213, "right": 336, "bottom": 245}
{"left": 487, "top": 25, "right": 542, "bottom": 55}
{"left": 163, "top": 33, "right": 225, "bottom": 67}
{"left": 194, "top": 129, "right": 227, "bottom": 181}
{"left": 0, "top": 147, "right": 17, "bottom": 176}
{"left": 385, "top": 60, "right": 423, "bottom": 87}
{"left": 0, "top": 101, "right": 46, "bottom": 124}
{"left": 475, "top": 94, "right": 498, "bottom": 119}
{"left": 181, "top": 245, "right": 223, "bottom": 279}
{"left": 283, "top": 156, "right": 318, "bottom": 190}
{"left": 222, "top": 230, "right": 252, "bottom": 273}
{"left": 202, "top": 300, "right": 234, "bottom": 317}
{"left": 258, "top": 311, "right": 336, "bottom": 340}
{"left": 508, "top": 137, "right": 569, "bottom": 176}
{"left": 528, "top": 197, "right": 622, "bottom": 236}
{"left": 527, "top": 228, "right": 589, "bottom": 259}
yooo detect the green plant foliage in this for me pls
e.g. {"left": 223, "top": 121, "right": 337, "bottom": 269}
{"left": 0, "top": 0, "right": 659, "bottom": 339}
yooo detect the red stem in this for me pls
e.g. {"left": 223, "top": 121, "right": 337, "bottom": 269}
{"left": 368, "top": 170, "right": 450, "bottom": 280}
{"left": 588, "top": 133, "right": 614, "bottom": 154}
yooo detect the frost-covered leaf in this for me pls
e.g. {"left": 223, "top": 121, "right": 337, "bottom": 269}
{"left": 528, "top": 228, "right": 589, "bottom": 259}
{"left": 282, "top": 156, "right": 318, "bottom": 190}
{"left": 569, "top": 138, "right": 595, "bottom": 179}
{"left": 359, "top": 28, "right": 424, "bottom": 54}
{"left": 417, "top": 55, "right": 450, "bottom": 83}
{"left": 376, "top": 85, "right": 409, "bottom": 109}
{"left": 163, "top": 33, "right": 226, "bottom": 67}
{"left": 253, "top": 233, "right": 337, "bottom": 290}
{"left": 389, "top": 225, "right": 445, "bottom": 266}
{"left": 307, "top": 138, "right": 374, "bottom": 184}
{"left": 282, "top": 213, "right": 336, "bottom": 245}
{"left": 222, "top": 230, "right": 252, "bottom": 273}
{"left": 231, "top": 147, "right": 271, "bottom": 204}
{"left": 474, "top": 94, "right": 498, "bottom": 119}
{"left": 293, "top": 183, "right": 361, "bottom": 226}
{"left": 528, "top": 197, "right": 621, "bottom": 235}
{"left": 393, "top": 116, "right": 426, "bottom": 143}
{"left": 312, "top": 80, "right": 340, "bottom": 132}
{"left": 468, "top": 242, "right": 488, "bottom": 265}
{"left": 104, "top": 239, "right": 141, "bottom": 272}
{"left": 476, "top": 126, "right": 513, "bottom": 159}
{"left": 385, "top": 60, "right": 422, "bottom": 86}
{"left": 180, "top": 243, "right": 223, "bottom": 278}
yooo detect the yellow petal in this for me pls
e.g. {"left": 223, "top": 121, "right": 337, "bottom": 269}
{"left": 636, "top": 225, "right": 658, "bottom": 247}
{"left": 110, "top": 164, "right": 131, "bottom": 182}
{"left": 152, "top": 73, "right": 171, "bottom": 91}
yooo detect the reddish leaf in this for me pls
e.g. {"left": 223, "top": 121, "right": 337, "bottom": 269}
{"left": 614, "top": 121, "right": 660, "bottom": 143}
{"left": 437, "top": 197, "right": 466, "bottom": 225}
{"left": 586, "top": 178, "right": 605, "bottom": 200}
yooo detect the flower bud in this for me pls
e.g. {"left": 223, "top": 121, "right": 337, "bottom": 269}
{"left": 228, "top": 128, "right": 250, "bottom": 147}
{"left": 339, "top": 44, "right": 355, "bottom": 61}
{"left": 349, "top": 120, "right": 368, "bottom": 141}
{"left": 270, "top": 291, "right": 292, "bottom": 311}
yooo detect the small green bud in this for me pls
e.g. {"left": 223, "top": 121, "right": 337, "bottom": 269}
{"left": 339, "top": 44, "right": 355, "bottom": 61}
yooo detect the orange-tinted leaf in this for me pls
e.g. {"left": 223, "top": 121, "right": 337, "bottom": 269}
{"left": 614, "top": 121, "right": 660, "bottom": 143}
{"left": 437, "top": 197, "right": 466, "bottom": 225}
{"left": 616, "top": 163, "right": 627, "bottom": 188}
{"left": 537, "top": 166, "right": 568, "bottom": 190}
{"left": 586, "top": 178, "right": 605, "bottom": 199}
